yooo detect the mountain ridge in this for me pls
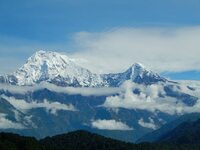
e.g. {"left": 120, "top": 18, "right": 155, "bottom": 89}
{"left": 137, "top": 113, "right": 200, "bottom": 143}
{"left": 1, "top": 130, "right": 200, "bottom": 150}
{"left": 0, "top": 50, "right": 167, "bottom": 87}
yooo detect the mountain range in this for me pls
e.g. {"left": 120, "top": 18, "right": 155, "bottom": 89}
{"left": 0, "top": 50, "right": 200, "bottom": 142}
{"left": 0, "top": 50, "right": 167, "bottom": 87}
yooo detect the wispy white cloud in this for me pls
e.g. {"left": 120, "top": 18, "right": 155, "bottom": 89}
{"left": 1, "top": 95, "right": 77, "bottom": 115}
{"left": 138, "top": 117, "right": 158, "bottom": 130}
{"left": 69, "top": 27, "right": 200, "bottom": 73}
{"left": 91, "top": 119, "right": 133, "bottom": 130}
{"left": 0, "top": 113, "right": 24, "bottom": 129}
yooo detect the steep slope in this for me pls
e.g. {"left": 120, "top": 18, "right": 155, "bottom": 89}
{"left": 157, "top": 118, "right": 200, "bottom": 144}
{"left": 137, "top": 113, "right": 200, "bottom": 143}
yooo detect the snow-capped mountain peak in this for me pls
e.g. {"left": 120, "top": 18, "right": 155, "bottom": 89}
{"left": 12, "top": 50, "right": 104, "bottom": 86}
{"left": 129, "top": 63, "right": 147, "bottom": 79}
{"left": 27, "top": 50, "right": 72, "bottom": 66}
{"left": 102, "top": 62, "right": 167, "bottom": 86}
{"left": 125, "top": 62, "right": 167, "bottom": 84}
{"left": 131, "top": 62, "right": 145, "bottom": 69}
{"left": 130, "top": 63, "right": 166, "bottom": 84}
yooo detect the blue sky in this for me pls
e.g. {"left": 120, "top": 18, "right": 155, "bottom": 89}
{"left": 0, "top": 0, "right": 200, "bottom": 80}
{"left": 1, "top": 0, "right": 200, "bottom": 41}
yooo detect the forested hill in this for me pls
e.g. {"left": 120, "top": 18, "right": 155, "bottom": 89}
{"left": 0, "top": 130, "right": 200, "bottom": 150}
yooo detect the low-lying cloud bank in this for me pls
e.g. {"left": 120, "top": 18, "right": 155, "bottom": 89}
{"left": 1, "top": 95, "right": 77, "bottom": 115}
{"left": 0, "top": 82, "right": 120, "bottom": 96}
{"left": 1, "top": 80, "right": 200, "bottom": 116}
{"left": 102, "top": 81, "right": 200, "bottom": 115}
{"left": 91, "top": 119, "right": 133, "bottom": 131}
{"left": 0, "top": 113, "right": 24, "bottom": 129}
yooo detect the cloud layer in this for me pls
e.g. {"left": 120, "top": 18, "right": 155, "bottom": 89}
{"left": 102, "top": 80, "right": 200, "bottom": 115}
{"left": 0, "top": 82, "right": 120, "bottom": 96}
{"left": 2, "top": 80, "right": 200, "bottom": 115}
{"left": 1, "top": 95, "right": 77, "bottom": 115}
{"left": 91, "top": 119, "right": 133, "bottom": 130}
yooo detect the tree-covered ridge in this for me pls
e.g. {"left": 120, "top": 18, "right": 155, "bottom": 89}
{"left": 0, "top": 130, "right": 200, "bottom": 150}
{"left": 0, "top": 132, "right": 41, "bottom": 150}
